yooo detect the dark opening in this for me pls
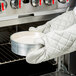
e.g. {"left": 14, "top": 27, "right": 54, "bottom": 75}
{"left": 23, "top": 0, "right": 29, "bottom": 3}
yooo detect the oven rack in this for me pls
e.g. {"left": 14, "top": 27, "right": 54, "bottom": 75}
{"left": 0, "top": 44, "right": 26, "bottom": 65}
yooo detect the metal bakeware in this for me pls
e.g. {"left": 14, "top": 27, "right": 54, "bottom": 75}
{"left": 10, "top": 31, "right": 44, "bottom": 56}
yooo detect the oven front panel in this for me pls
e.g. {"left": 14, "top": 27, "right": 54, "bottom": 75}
{"left": 0, "top": 0, "right": 75, "bottom": 26}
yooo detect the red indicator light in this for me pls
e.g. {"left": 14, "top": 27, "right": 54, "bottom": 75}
{"left": 67, "top": 0, "right": 69, "bottom": 2}
{"left": 19, "top": 0, "right": 21, "bottom": 8}
{"left": 1, "top": 3, "right": 4, "bottom": 11}
{"left": 52, "top": 0, "right": 54, "bottom": 4}
{"left": 39, "top": 0, "right": 41, "bottom": 6}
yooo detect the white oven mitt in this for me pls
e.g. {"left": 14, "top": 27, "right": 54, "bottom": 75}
{"left": 26, "top": 24, "right": 76, "bottom": 64}
{"left": 26, "top": 7, "right": 76, "bottom": 64}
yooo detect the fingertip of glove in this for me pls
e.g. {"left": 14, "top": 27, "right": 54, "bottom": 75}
{"left": 26, "top": 47, "right": 46, "bottom": 64}
{"left": 26, "top": 54, "right": 38, "bottom": 64}
{"left": 29, "top": 27, "right": 36, "bottom": 31}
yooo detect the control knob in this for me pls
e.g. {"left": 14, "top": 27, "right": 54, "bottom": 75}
{"left": 31, "top": 0, "right": 39, "bottom": 7}
{"left": 10, "top": 0, "right": 22, "bottom": 9}
{"left": 44, "top": 0, "right": 52, "bottom": 5}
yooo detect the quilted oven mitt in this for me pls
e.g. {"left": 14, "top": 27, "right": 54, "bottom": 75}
{"left": 26, "top": 7, "right": 76, "bottom": 64}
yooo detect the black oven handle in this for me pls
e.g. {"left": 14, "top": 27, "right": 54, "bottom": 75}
{"left": 18, "top": 13, "right": 34, "bottom": 18}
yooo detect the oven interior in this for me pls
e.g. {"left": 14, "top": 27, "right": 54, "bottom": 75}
{"left": 0, "top": 20, "right": 59, "bottom": 76}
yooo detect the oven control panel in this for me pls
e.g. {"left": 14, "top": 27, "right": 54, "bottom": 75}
{"left": 0, "top": 0, "right": 75, "bottom": 22}
{"left": 0, "top": 0, "right": 57, "bottom": 12}
{"left": 10, "top": 0, "right": 22, "bottom": 9}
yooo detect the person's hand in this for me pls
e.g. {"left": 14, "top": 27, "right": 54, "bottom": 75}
{"left": 26, "top": 7, "right": 76, "bottom": 64}
{"left": 29, "top": 22, "right": 51, "bottom": 34}
{"left": 26, "top": 24, "right": 76, "bottom": 64}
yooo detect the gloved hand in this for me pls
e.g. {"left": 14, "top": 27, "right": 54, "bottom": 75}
{"left": 26, "top": 24, "right": 76, "bottom": 64}
{"left": 29, "top": 22, "right": 51, "bottom": 34}
{"left": 26, "top": 7, "right": 76, "bottom": 64}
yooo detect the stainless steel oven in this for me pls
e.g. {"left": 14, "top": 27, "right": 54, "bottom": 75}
{"left": 0, "top": 0, "right": 75, "bottom": 76}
